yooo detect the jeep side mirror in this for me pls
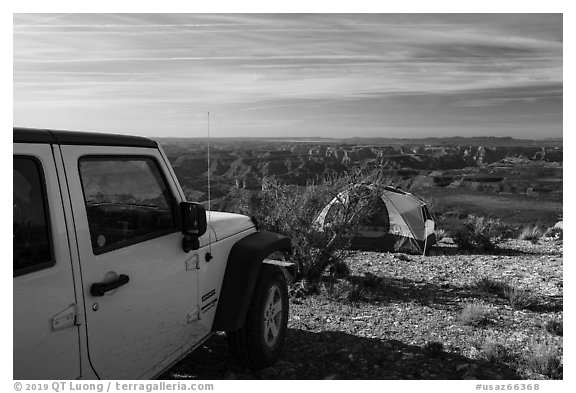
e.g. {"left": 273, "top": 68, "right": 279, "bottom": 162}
{"left": 180, "top": 202, "right": 207, "bottom": 252}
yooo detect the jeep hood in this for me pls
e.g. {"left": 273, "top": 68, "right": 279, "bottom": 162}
{"left": 207, "top": 211, "right": 256, "bottom": 241}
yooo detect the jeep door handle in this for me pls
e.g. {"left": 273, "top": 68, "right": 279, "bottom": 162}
{"left": 90, "top": 274, "right": 130, "bottom": 297}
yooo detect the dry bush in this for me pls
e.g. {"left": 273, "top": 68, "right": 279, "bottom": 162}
{"left": 321, "top": 279, "right": 355, "bottom": 301}
{"left": 229, "top": 173, "right": 390, "bottom": 282}
{"left": 347, "top": 284, "right": 369, "bottom": 302}
{"left": 481, "top": 340, "right": 511, "bottom": 363}
{"left": 328, "top": 259, "right": 351, "bottom": 279}
{"left": 434, "top": 228, "right": 448, "bottom": 243}
{"left": 475, "top": 277, "right": 535, "bottom": 310}
{"left": 453, "top": 217, "right": 516, "bottom": 252}
{"left": 544, "top": 319, "right": 563, "bottom": 336}
{"left": 475, "top": 276, "right": 512, "bottom": 296}
{"left": 459, "top": 301, "right": 493, "bottom": 327}
{"left": 289, "top": 279, "right": 319, "bottom": 298}
{"left": 528, "top": 343, "right": 563, "bottom": 379}
{"left": 544, "top": 226, "right": 563, "bottom": 240}
{"left": 502, "top": 286, "right": 536, "bottom": 310}
{"left": 319, "top": 279, "right": 371, "bottom": 302}
{"left": 518, "top": 225, "right": 546, "bottom": 243}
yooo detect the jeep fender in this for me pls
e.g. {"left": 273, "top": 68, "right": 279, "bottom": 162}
{"left": 212, "top": 231, "right": 291, "bottom": 332}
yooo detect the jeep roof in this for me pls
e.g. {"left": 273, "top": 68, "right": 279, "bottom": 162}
{"left": 13, "top": 127, "right": 157, "bottom": 148}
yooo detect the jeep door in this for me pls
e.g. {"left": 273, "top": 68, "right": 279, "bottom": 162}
{"left": 60, "top": 145, "right": 208, "bottom": 379}
{"left": 13, "top": 144, "right": 81, "bottom": 379}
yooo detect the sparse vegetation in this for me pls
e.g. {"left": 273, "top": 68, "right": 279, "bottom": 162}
{"left": 320, "top": 279, "right": 356, "bottom": 301}
{"left": 518, "top": 224, "right": 546, "bottom": 243}
{"left": 545, "top": 318, "right": 563, "bottom": 336}
{"left": 453, "top": 217, "right": 516, "bottom": 252}
{"left": 328, "top": 259, "right": 351, "bottom": 279}
{"left": 159, "top": 139, "right": 563, "bottom": 381}
{"left": 347, "top": 284, "right": 369, "bottom": 303}
{"left": 474, "top": 277, "right": 536, "bottom": 310}
{"left": 502, "top": 286, "right": 535, "bottom": 310}
{"left": 434, "top": 228, "right": 448, "bottom": 243}
{"left": 319, "top": 273, "right": 385, "bottom": 303}
{"left": 474, "top": 276, "right": 512, "bottom": 296}
{"left": 289, "top": 279, "right": 319, "bottom": 299}
{"left": 165, "top": 238, "right": 563, "bottom": 380}
{"left": 481, "top": 340, "right": 511, "bottom": 363}
{"left": 460, "top": 301, "right": 493, "bottom": 327}
{"left": 528, "top": 343, "right": 563, "bottom": 379}
{"left": 226, "top": 173, "right": 392, "bottom": 282}
{"left": 545, "top": 226, "right": 563, "bottom": 240}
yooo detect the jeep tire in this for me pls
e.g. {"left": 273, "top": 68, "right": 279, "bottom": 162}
{"left": 227, "top": 265, "right": 289, "bottom": 369}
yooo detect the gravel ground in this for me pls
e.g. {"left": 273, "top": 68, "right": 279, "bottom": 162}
{"left": 162, "top": 238, "right": 563, "bottom": 380}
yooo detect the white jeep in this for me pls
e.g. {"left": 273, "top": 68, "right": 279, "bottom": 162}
{"left": 13, "top": 127, "right": 293, "bottom": 380}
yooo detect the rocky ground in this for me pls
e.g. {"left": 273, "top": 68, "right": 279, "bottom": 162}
{"left": 162, "top": 238, "right": 563, "bottom": 380}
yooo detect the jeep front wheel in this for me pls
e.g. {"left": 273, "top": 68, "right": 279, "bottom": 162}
{"left": 227, "top": 265, "right": 289, "bottom": 369}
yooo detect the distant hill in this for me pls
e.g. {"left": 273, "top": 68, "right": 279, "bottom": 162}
{"left": 156, "top": 135, "right": 562, "bottom": 148}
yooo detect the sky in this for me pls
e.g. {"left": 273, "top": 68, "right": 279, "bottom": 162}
{"left": 13, "top": 13, "right": 563, "bottom": 139}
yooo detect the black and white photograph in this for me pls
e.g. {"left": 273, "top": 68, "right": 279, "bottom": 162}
{"left": 13, "top": 10, "right": 565, "bottom": 384}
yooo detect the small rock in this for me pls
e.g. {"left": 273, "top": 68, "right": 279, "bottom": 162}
{"left": 324, "top": 374, "right": 337, "bottom": 380}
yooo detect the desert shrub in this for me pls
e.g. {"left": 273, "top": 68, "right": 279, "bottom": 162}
{"left": 321, "top": 279, "right": 354, "bottom": 300}
{"left": 320, "top": 279, "right": 370, "bottom": 302}
{"left": 347, "top": 284, "right": 368, "bottom": 302}
{"left": 528, "top": 343, "right": 563, "bottom": 379}
{"left": 230, "top": 173, "right": 390, "bottom": 282}
{"left": 359, "top": 272, "right": 382, "bottom": 290}
{"left": 321, "top": 272, "right": 386, "bottom": 303}
{"left": 435, "top": 216, "right": 463, "bottom": 239}
{"left": 518, "top": 224, "right": 546, "bottom": 243}
{"left": 474, "top": 277, "right": 535, "bottom": 310}
{"left": 502, "top": 286, "right": 535, "bottom": 310}
{"left": 459, "top": 301, "right": 493, "bottom": 327}
{"left": 453, "top": 217, "right": 516, "bottom": 252}
{"left": 544, "top": 318, "right": 563, "bottom": 336}
{"left": 328, "top": 259, "right": 351, "bottom": 279}
{"left": 289, "top": 279, "right": 319, "bottom": 298}
{"left": 544, "top": 226, "right": 563, "bottom": 240}
{"left": 481, "top": 340, "right": 511, "bottom": 363}
{"left": 434, "top": 228, "right": 448, "bottom": 243}
{"left": 474, "top": 276, "right": 512, "bottom": 296}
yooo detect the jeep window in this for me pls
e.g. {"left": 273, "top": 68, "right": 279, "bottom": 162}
{"left": 13, "top": 157, "right": 54, "bottom": 276}
{"left": 79, "top": 157, "right": 177, "bottom": 254}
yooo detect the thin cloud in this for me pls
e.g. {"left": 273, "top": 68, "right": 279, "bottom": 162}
{"left": 13, "top": 13, "right": 562, "bottom": 138}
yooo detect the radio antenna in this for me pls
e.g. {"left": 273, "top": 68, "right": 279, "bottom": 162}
{"left": 206, "top": 111, "right": 213, "bottom": 258}
{"left": 207, "top": 111, "right": 211, "bottom": 217}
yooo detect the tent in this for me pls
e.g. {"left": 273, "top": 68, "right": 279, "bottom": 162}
{"left": 315, "top": 185, "right": 436, "bottom": 254}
